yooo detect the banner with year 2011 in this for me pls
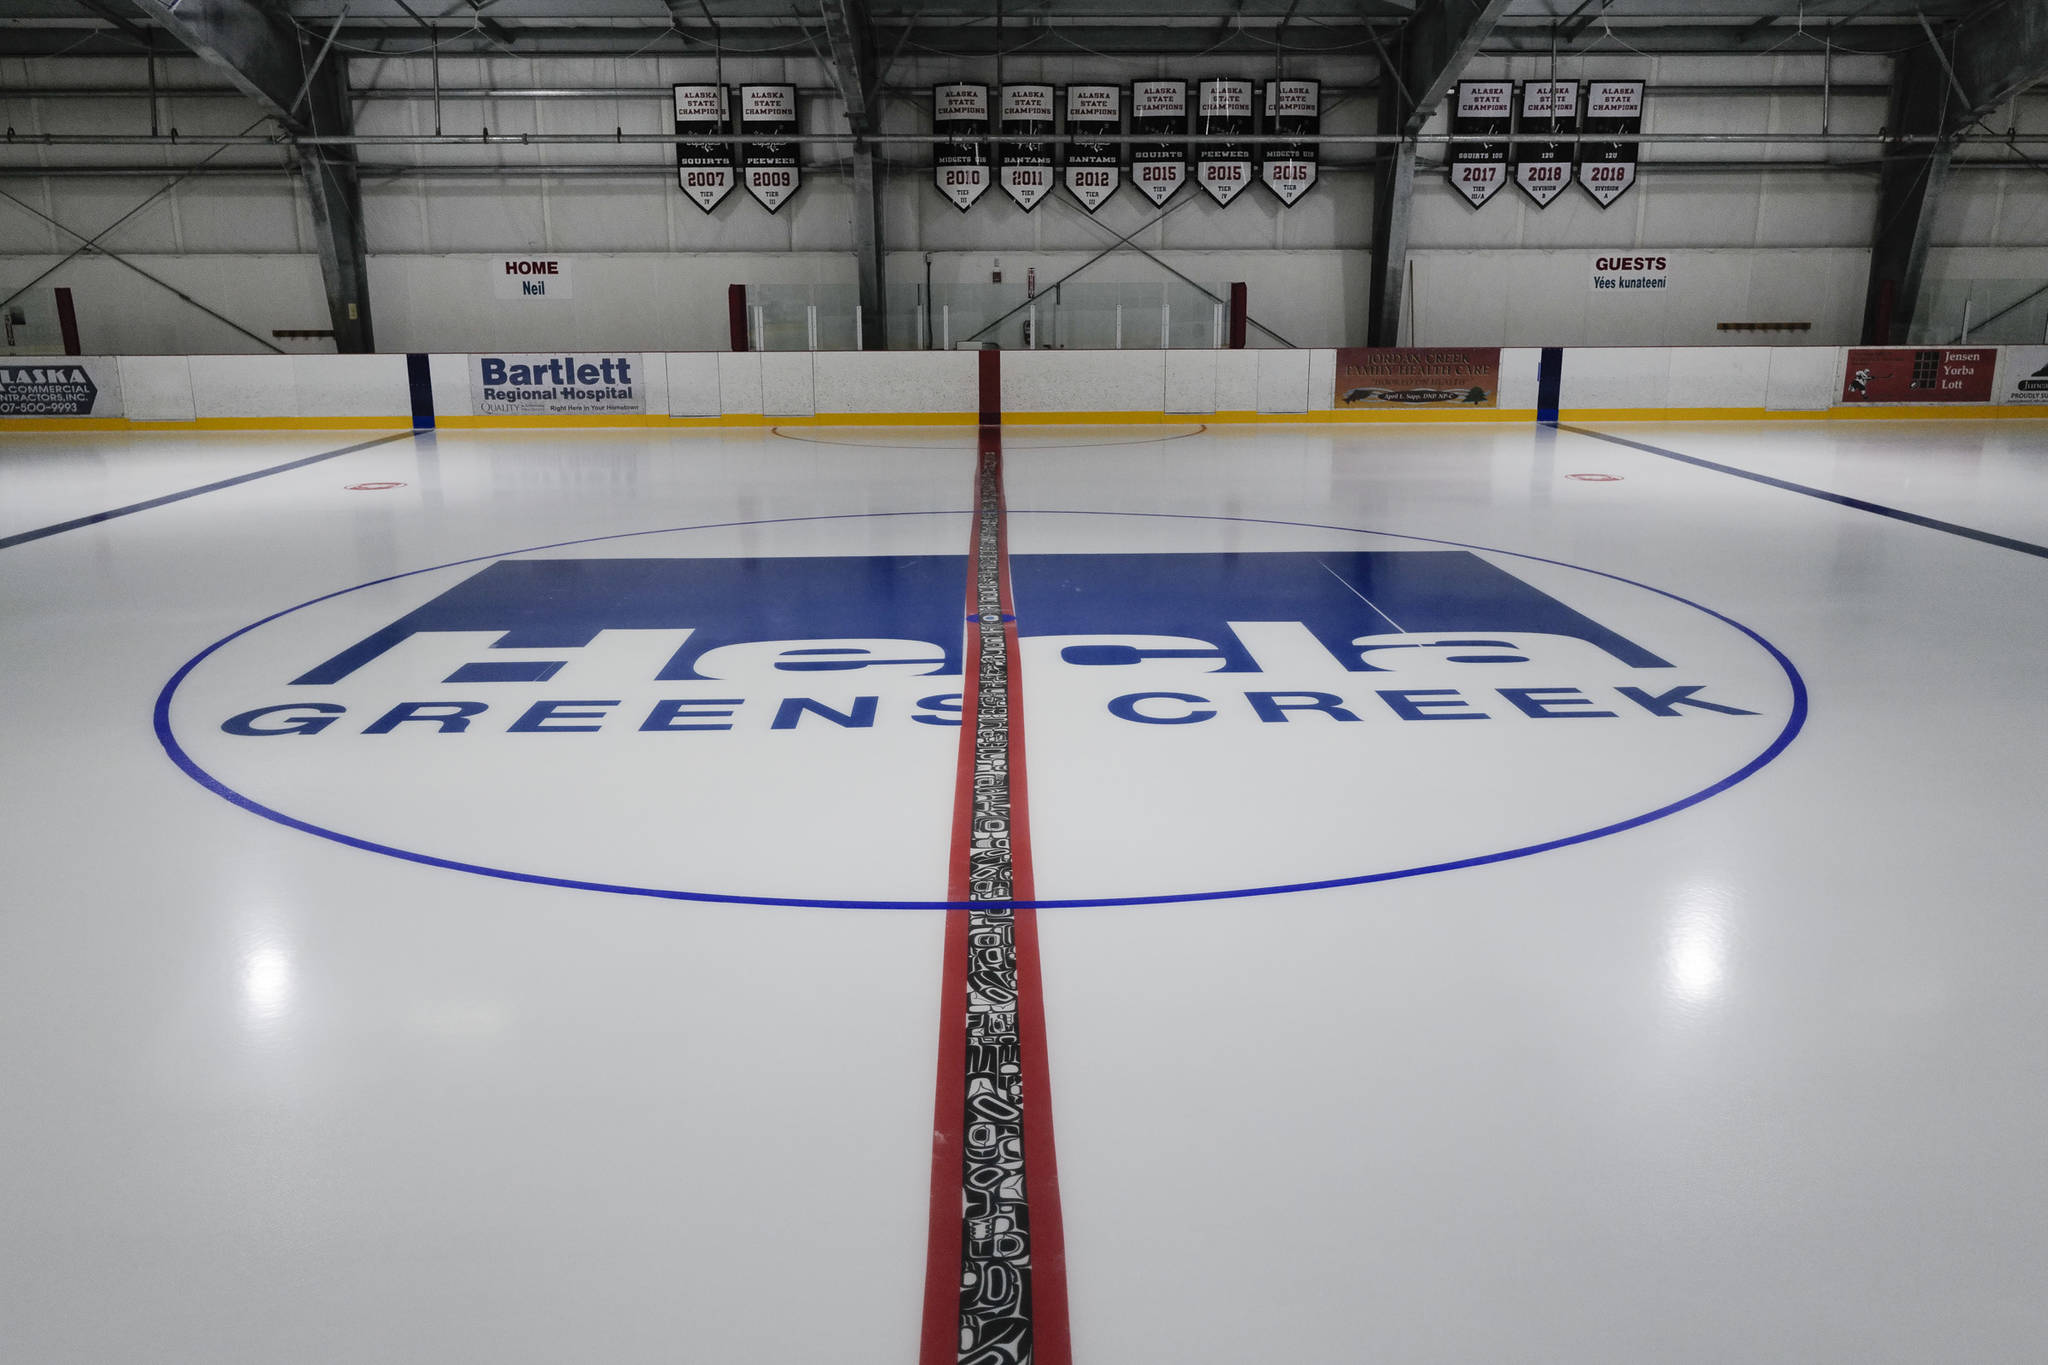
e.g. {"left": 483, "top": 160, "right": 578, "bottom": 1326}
{"left": 1063, "top": 84, "right": 1121, "bottom": 212}
{"left": 1448, "top": 80, "right": 1512, "bottom": 208}
{"left": 739, "top": 84, "right": 799, "bottom": 212}
{"left": 1194, "top": 77, "right": 1254, "bottom": 205}
{"left": 934, "top": 83, "right": 992, "bottom": 211}
{"left": 673, "top": 84, "right": 735, "bottom": 212}
{"left": 1513, "top": 80, "right": 1577, "bottom": 207}
{"left": 1579, "top": 80, "right": 1643, "bottom": 207}
{"left": 1260, "top": 79, "right": 1319, "bottom": 205}
{"left": 998, "top": 84, "right": 1055, "bottom": 210}
{"left": 1130, "top": 79, "right": 1188, "bottom": 206}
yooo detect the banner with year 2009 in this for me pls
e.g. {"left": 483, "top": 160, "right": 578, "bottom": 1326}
{"left": 739, "top": 84, "right": 799, "bottom": 212}
{"left": 1063, "top": 85, "right": 1121, "bottom": 212}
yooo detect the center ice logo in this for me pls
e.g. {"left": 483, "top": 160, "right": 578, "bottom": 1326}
{"left": 161, "top": 524, "right": 1801, "bottom": 906}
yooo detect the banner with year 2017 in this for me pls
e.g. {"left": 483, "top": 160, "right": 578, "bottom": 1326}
{"left": 1130, "top": 79, "right": 1188, "bottom": 206}
{"left": 1448, "top": 80, "right": 1512, "bottom": 208}
{"left": 1579, "top": 80, "right": 1643, "bottom": 207}
{"left": 1063, "top": 84, "right": 1121, "bottom": 212}
{"left": 998, "top": 84, "right": 1055, "bottom": 210}
{"left": 1513, "top": 80, "right": 1577, "bottom": 207}
{"left": 672, "top": 84, "right": 735, "bottom": 212}
{"left": 739, "top": 84, "right": 799, "bottom": 212}
{"left": 1194, "top": 77, "right": 1255, "bottom": 205}
{"left": 934, "top": 83, "right": 992, "bottom": 211}
{"left": 1260, "top": 79, "right": 1318, "bottom": 205}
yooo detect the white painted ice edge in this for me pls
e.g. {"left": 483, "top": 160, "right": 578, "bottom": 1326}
{"left": 5, "top": 347, "right": 2046, "bottom": 428}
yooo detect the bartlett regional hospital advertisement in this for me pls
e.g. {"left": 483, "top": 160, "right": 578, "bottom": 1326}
{"left": 470, "top": 352, "right": 648, "bottom": 417}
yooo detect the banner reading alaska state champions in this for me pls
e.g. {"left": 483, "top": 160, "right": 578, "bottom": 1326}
{"left": 1335, "top": 348, "right": 1501, "bottom": 408}
{"left": 470, "top": 353, "right": 648, "bottom": 417}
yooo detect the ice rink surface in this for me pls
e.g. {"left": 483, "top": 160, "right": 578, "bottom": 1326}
{"left": 3, "top": 418, "right": 2046, "bottom": 1363}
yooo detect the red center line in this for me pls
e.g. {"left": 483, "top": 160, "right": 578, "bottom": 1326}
{"left": 920, "top": 412, "right": 1070, "bottom": 1365}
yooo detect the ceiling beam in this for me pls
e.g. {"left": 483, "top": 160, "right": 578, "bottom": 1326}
{"left": 1398, "top": 0, "right": 1514, "bottom": 135}
{"left": 817, "top": 0, "right": 888, "bottom": 349}
{"left": 1942, "top": 0, "right": 2048, "bottom": 128}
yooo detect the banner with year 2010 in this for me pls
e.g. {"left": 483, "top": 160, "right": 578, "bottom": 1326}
{"left": 934, "top": 83, "right": 992, "bottom": 211}
{"left": 1130, "top": 79, "right": 1188, "bottom": 206}
{"left": 739, "top": 84, "right": 799, "bottom": 212}
{"left": 1448, "top": 80, "right": 1512, "bottom": 208}
{"left": 998, "top": 84, "right": 1055, "bottom": 210}
{"left": 1513, "top": 80, "right": 1577, "bottom": 208}
{"left": 1194, "top": 77, "right": 1255, "bottom": 205}
{"left": 673, "top": 84, "right": 734, "bottom": 212}
{"left": 1260, "top": 79, "right": 1318, "bottom": 205}
{"left": 1579, "top": 80, "right": 1643, "bottom": 207}
{"left": 1063, "top": 84, "right": 1121, "bottom": 212}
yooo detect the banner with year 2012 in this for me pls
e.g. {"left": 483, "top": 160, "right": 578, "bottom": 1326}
{"left": 739, "top": 84, "right": 799, "bottom": 212}
{"left": 673, "top": 84, "right": 734, "bottom": 212}
{"left": 1063, "top": 84, "right": 1121, "bottom": 212}
{"left": 934, "top": 83, "right": 992, "bottom": 211}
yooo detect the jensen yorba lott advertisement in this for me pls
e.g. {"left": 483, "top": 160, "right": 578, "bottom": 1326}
{"left": 1839, "top": 347, "right": 1994, "bottom": 404}
{"left": 1335, "top": 348, "right": 1501, "bottom": 408}
{"left": 470, "top": 352, "right": 647, "bottom": 416}
{"left": 0, "top": 358, "right": 123, "bottom": 417}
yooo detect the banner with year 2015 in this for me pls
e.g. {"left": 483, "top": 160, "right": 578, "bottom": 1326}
{"left": 1579, "top": 80, "right": 1643, "bottom": 207}
{"left": 673, "top": 84, "right": 734, "bottom": 212}
{"left": 1260, "top": 79, "right": 1318, "bottom": 205}
{"left": 934, "top": 83, "right": 992, "bottom": 211}
{"left": 1130, "top": 79, "right": 1188, "bottom": 206}
{"left": 1513, "top": 80, "right": 1577, "bottom": 208}
{"left": 1194, "top": 77, "right": 1254, "bottom": 205}
{"left": 1063, "top": 84, "right": 1121, "bottom": 212}
{"left": 739, "top": 84, "right": 799, "bottom": 212}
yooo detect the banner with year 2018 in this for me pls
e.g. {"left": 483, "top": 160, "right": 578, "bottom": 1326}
{"left": 1260, "top": 79, "right": 1319, "bottom": 205}
{"left": 998, "top": 84, "right": 1055, "bottom": 210}
{"left": 1579, "top": 80, "right": 1644, "bottom": 207}
{"left": 672, "top": 84, "right": 735, "bottom": 212}
{"left": 1513, "top": 80, "right": 1577, "bottom": 208}
{"left": 933, "top": 83, "right": 992, "bottom": 211}
{"left": 739, "top": 84, "right": 799, "bottom": 212}
{"left": 1194, "top": 77, "right": 1255, "bottom": 205}
{"left": 1130, "top": 79, "right": 1188, "bottom": 206}
{"left": 1063, "top": 84, "right": 1121, "bottom": 212}
{"left": 1448, "top": 80, "right": 1512, "bottom": 208}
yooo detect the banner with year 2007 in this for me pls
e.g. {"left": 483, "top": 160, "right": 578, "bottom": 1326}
{"left": 739, "top": 84, "right": 799, "bottom": 212}
{"left": 1063, "top": 84, "right": 1121, "bottom": 212}
{"left": 673, "top": 83, "right": 734, "bottom": 212}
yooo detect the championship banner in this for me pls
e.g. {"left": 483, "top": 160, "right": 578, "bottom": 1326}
{"left": 673, "top": 84, "right": 735, "bottom": 213}
{"left": 1260, "top": 79, "right": 1319, "bottom": 205}
{"left": 998, "top": 84, "right": 1055, "bottom": 211}
{"left": 1194, "top": 77, "right": 1255, "bottom": 205}
{"left": 934, "top": 83, "right": 992, "bottom": 211}
{"left": 1334, "top": 348, "right": 1501, "bottom": 408}
{"left": 1579, "top": 80, "right": 1644, "bottom": 207}
{"left": 0, "top": 357, "right": 122, "bottom": 417}
{"left": 1063, "top": 84, "right": 1121, "bottom": 212}
{"left": 1840, "top": 347, "right": 1994, "bottom": 404}
{"left": 1513, "top": 80, "right": 1577, "bottom": 208}
{"left": 738, "top": 84, "right": 799, "bottom": 212}
{"left": 1999, "top": 345, "right": 2048, "bottom": 403}
{"left": 1131, "top": 79, "right": 1188, "bottom": 206}
{"left": 471, "top": 353, "right": 648, "bottom": 417}
{"left": 1448, "top": 80, "right": 1512, "bottom": 208}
